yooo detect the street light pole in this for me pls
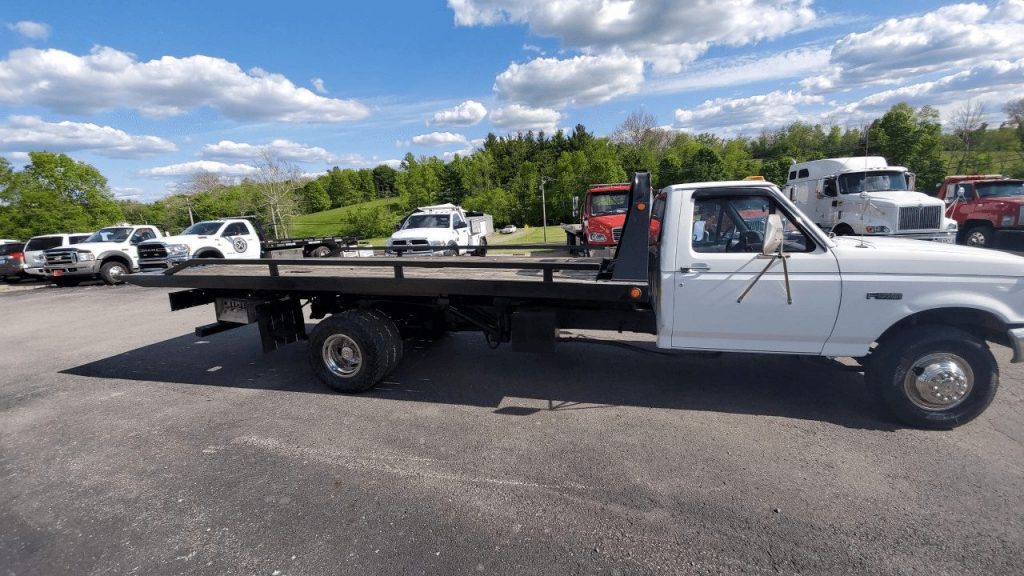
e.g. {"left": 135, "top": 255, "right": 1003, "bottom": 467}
{"left": 540, "top": 176, "right": 555, "bottom": 243}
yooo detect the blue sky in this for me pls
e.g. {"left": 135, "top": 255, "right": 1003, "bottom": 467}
{"left": 1, "top": 1, "right": 1022, "bottom": 201}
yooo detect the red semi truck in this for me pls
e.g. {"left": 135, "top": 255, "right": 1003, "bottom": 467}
{"left": 562, "top": 183, "right": 631, "bottom": 256}
{"left": 937, "top": 175, "right": 1024, "bottom": 250}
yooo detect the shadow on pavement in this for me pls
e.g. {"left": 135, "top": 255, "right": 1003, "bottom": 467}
{"left": 62, "top": 325, "right": 896, "bottom": 431}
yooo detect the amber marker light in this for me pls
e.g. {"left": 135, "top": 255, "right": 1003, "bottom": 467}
{"left": 636, "top": 202, "right": 646, "bottom": 211}
{"left": 629, "top": 287, "right": 643, "bottom": 299}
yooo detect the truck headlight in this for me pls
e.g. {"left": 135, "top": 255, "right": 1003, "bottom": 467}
{"left": 165, "top": 244, "right": 189, "bottom": 256}
{"left": 589, "top": 232, "right": 608, "bottom": 242}
{"left": 864, "top": 225, "right": 889, "bottom": 234}
{"left": 77, "top": 251, "right": 96, "bottom": 261}
{"left": 945, "top": 220, "right": 958, "bottom": 230}
{"left": 429, "top": 240, "right": 444, "bottom": 247}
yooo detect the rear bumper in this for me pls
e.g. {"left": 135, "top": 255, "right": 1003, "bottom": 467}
{"left": 1010, "top": 328, "right": 1024, "bottom": 363}
{"left": 0, "top": 263, "right": 27, "bottom": 277}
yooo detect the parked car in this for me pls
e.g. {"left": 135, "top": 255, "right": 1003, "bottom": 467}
{"left": 0, "top": 242, "right": 27, "bottom": 281}
{"left": 500, "top": 225, "right": 517, "bottom": 234}
{"left": 22, "top": 233, "right": 92, "bottom": 278}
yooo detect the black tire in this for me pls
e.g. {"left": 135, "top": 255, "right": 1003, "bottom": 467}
{"left": 100, "top": 260, "right": 129, "bottom": 285}
{"left": 364, "top": 309, "right": 403, "bottom": 376}
{"left": 867, "top": 325, "right": 998, "bottom": 429}
{"left": 473, "top": 238, "right": 488, "bottom": 257}
{"left": 52, "top": 277, "right": 81, "bottom": 288}
{"left": 444, "top": 241, "right": 459, "bottom": 257}
{"left": 961, "top": 224, "right": 994, "bottom": 248}
{"left": 310, "top": 245, "right": 331, "bottom": 258}
{"left": 308, "top": 310, "right": 390, "bottom": 393}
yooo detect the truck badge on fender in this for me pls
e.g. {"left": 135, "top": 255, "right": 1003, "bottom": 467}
{"left": 866, "top": 293, "right": 902, "bottom": 300}
{"left": 233, "top": 238, "right": 247, "bottom": 252}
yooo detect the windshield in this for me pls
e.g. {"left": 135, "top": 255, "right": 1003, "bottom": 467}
{"left": 402, "top": 214, "right": 450, "bottom": 229}
{"left": 182, "top": 222, "right": 225, "bottom": 235}
{"left": 977, "top": 181, "right": 1024, "bottom": 198}
{"left": 24, "top": 236, "right": 64, "bottom": 251}
{"left": 590, "top": 192, "right": 628, "bottom": 216}
{"left": 85, "top": 227, "right": 132, "bottom": 243}
{"left": 838, "top": 171, "right": 909, "bottom": 194}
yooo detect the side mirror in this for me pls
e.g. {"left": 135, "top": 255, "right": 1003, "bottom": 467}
{"left": 394, "top": 223, "right": 402, "bottom": 232}
{"left": 956, "top": 186, "right": 966, "bottom": 199}
{"left": 454, "top": 221, "right": 468, "bottom": 229}
{"left": 572, "top": 196, "right": 579, "bottom": 219}
{"left": 822, "top": 179, "right": 837, "bottom": 197}
{"left": 761, "top": 213, "right": 784, "bottom": 256}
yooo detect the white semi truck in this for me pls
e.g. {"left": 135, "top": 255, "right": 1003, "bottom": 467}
{"left": 782, "top": 157, "right": 957, "bottom": 242}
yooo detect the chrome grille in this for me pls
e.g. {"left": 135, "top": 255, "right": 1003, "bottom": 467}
{"left": 138, "top": 244, "right": 167, "bottom": 259}
{"left": 45, "top": 249, "right": 78, "bottom": 266}
{"left": 898, "top": 206, "right": 942, "bottom": 231}
{"left": 612, "top": 227, "right": 622, "bottom": 242}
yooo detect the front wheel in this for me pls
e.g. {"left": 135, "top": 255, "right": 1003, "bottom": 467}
{"left": 308, "top": 310, "right": 391, "bottom": 393}
{"left": 100, "top": 260, "right": 128, "bottom": 285}
{"left": 962, "top": 224, "right": 994, "bottom": 248}
{"left": 867, "top": 326, "right": 998, "bottom": 429}
{"left": 473, "top": 238, "right": 488, "bottom": 257}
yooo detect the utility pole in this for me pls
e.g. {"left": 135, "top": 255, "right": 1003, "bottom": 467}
{"left": 540, "top": 176, "right": 555, "bottom": 243}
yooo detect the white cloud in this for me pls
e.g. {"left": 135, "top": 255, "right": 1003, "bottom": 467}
{"left": 450, "top": 0, "right": 817, "bottom": 74}
{"left": 0, "top": 115, "right": 177, "bottom": 158}
{"left": 410, "top": 131, "right": 470, "bottom": 147}
{"left": 429, "top": 100, "right": 488, "bottom": 126}
{"left": 804, "top": 1, "right": 1024, "bottom": 92}
{"left": 7, "top": 21, "right": 50, "bottom": 40}
{"left": 494, "top": 52, "right": 643, "bottom": 108}
{"left": 0, "top": 46, "right": 370, "bottom": 122}
{"left": 201, "top": 139, "right": 334, "bottom": 163}
{"left": 490, "top": 104, "right": 562, "bottom": 133}
{"left": 647, "top": 47, "right": 831, "bottom": 95}
{"left": 833, "top": 58, "right": 1024, "bottom": 123}
{"left": 674, "top": 91, "right": 824, "bottom": 135}
{"left": 140, "top": 160, "right": 258, "bottom": 178}
{"left": 312, "top": 78, "right": 326, "bottom": 94}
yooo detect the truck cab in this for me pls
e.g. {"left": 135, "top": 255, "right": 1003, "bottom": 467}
{"left": 782, "top": 157, "right": 957, "bottom": 243}
{"left": 138, "top": 219, "right": 262, "bottom": 269}
{"left": 386, "top": 204, "right": 491, "bottom": 256}
{"left": 937, "top": 175, "right": 1024, "bottom": 250}
{"left": 562, "top": 183, "right": 631, "bottom": 256}
{"left": 43, "top": 226, "right": 161, "bottom": 286}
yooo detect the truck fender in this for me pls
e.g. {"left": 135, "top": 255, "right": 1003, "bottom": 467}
{"left": 193, "top": 249, "right": 225, "bottom": 259}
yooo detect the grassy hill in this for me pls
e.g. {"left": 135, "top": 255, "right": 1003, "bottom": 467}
{"left": 288, "top": 197, "right": 402, "bottom": 238}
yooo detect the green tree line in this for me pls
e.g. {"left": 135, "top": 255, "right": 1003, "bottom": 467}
{"left": 2, "top": 99, "right": 1023, "bottom": 240}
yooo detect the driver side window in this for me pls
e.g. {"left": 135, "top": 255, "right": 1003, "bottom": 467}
{"left": 692, "top": 196, "right": 814, "bottom": 254}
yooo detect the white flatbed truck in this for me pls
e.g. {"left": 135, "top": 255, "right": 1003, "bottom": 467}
{"left": 127, "top": 173, "right": 1024, "bottom": 429}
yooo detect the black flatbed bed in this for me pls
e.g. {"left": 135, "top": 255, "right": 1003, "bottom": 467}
{"left": 126, "top": 256, "right": 649, "bottom": 304}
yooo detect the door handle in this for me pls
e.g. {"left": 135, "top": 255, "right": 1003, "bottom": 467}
{"left": 680, "top": 263, "right": 710, "bottom": 273}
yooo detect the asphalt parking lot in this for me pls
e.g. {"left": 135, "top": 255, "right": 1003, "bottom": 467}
{"left": 2, "top": 284, "right": 1023, "bottom": 575}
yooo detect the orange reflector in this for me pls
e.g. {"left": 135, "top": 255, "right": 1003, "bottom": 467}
{"left": 636, "top": 202, "right": 646, "bottom": 211}
{"left": 629, "top": 287, "right": 643, "bottom": 299}
{"left": 744, "top": 175, "right": 766, "bottom": 181}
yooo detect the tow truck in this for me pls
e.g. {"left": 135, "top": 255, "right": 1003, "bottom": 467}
{"left": 127, "top": 173, "right": 1024, "bottom": 429}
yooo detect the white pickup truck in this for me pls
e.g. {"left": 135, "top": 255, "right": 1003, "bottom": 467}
{"left": 137, "top": 218, "right": 361, "bottom": 269}
{"left": 386, "top": 204, "right": 491, "bottom": 256}
{"left": 128, "top": 174, "right": 1024, "bottom": 429}
{"left": 44, "top": 224, "right": 165, "bottom": 286}
{"left": 783, "top": 157, "right": 958, "bottom": 242}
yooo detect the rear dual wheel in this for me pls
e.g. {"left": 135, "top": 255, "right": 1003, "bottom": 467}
{"left": 308, "top": 309, "right": 403, "bottom": 393}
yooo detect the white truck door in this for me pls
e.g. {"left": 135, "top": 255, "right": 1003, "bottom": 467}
{"left": 453, "top": 213, "right": 470, "bottom": 252}
{"left": 672, "top": 192, "right": 842, "bottom": 354}
{"left": 222, "top": 222, "right": 260, "bottom": 258}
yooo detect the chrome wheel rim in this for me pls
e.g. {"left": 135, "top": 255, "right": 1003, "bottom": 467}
{"left": 966, "top": 231, "right": 987, "bottom": 247}
{"left": 903, "top": 352, "right": 974, "bottom": 410}
{"left": 322, "top": 334, "right": 362, "bottom": 378}
{"left": 108, "top": 265, "right": 126, "bottom": 282}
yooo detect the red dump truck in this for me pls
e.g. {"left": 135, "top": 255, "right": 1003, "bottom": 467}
{"left": 938, "top": 175, "right": 1024, "bottom": 250}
